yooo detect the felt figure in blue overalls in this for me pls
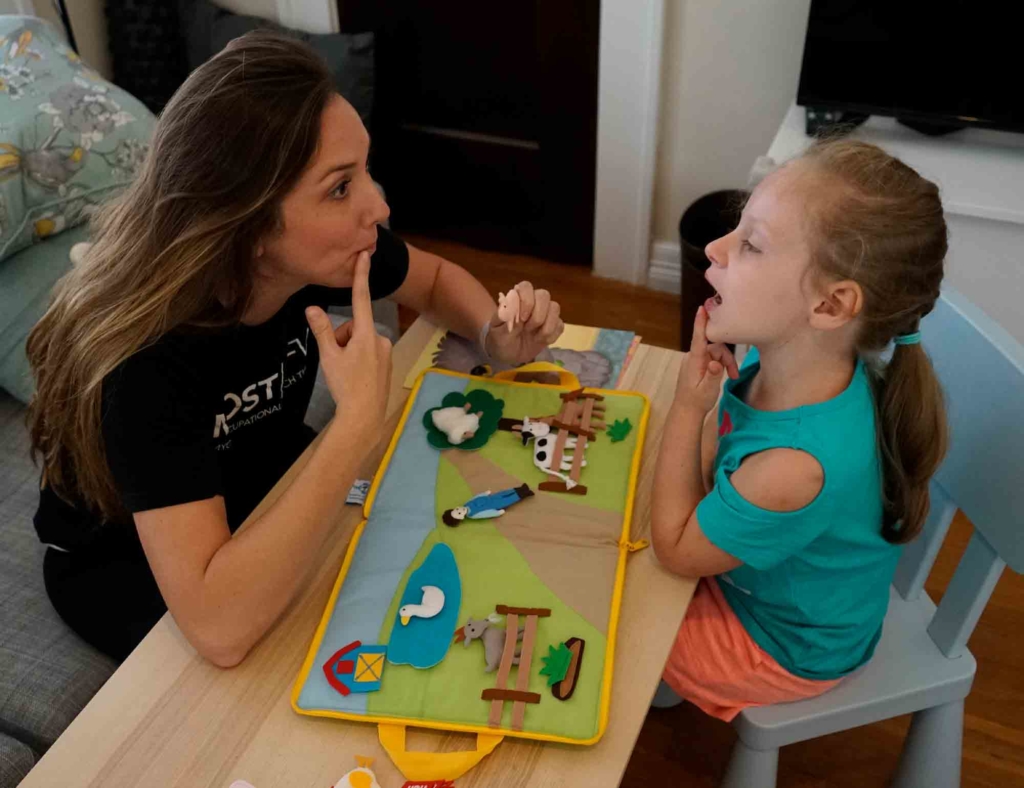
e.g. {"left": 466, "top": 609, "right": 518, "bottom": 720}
{"left": 441, "top": 484, "right": 534, "bottom": 527}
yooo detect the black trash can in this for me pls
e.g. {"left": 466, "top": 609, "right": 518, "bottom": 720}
{"left": 678, "top": 190, "right": 746, "bottom": 350}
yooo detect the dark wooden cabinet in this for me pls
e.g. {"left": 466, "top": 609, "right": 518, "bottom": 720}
{"left": 342, "top": 1, "right": 599, "bottom": 265}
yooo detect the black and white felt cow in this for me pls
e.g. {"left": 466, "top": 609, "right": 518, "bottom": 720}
{"left": 518, "top": 416, "right": 586, "bottom": 489}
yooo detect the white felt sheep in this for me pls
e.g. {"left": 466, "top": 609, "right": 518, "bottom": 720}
{"left": 431, "top": 402, "right": 484, "bottom": 445}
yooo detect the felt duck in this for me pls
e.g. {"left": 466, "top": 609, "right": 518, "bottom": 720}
{"left": 399, "top": 585, "right": 445, "bottom": 625}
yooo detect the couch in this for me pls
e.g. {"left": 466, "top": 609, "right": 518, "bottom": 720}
{"left": 0, "top": 16, "right": 157, "bottom": 785}
{"left": 0, "top": 389, "right": 119, "bottom": 786}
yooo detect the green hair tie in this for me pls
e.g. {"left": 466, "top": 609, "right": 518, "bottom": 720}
{"left": 893, "top": 331, "right": 922, "bottom": 346}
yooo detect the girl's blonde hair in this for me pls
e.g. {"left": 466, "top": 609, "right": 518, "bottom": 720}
{"left": 798, "top": 138, "right": 948, "bottom": 543}
{"left": 27, "top": 32, "right": 334, "bottom": 522}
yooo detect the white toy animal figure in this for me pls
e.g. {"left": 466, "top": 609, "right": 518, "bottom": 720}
{"left": 399, "top": 585, "right": 445, "bottom": 625}
{"left": 431, "top": 402, "right": 484, "bottom": 445}
{"left": 332, "top": 756, "right": 382, "bottom": 788}
{"left": 497, "top": 288, "right": 521, "bottom": 332}
{"left": 333, "top": 769, "right": 379, "bottom": 788}
{"left": 519, "top": 416, "right": 586, "bottom": 490}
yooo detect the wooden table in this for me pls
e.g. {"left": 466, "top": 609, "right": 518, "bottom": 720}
{"left": 21, "top": 319, "right": 697, "bottom": 788}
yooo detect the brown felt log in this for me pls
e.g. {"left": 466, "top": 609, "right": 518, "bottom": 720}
{"left": 552, "top": 637, "right": 586, "bottom": 701}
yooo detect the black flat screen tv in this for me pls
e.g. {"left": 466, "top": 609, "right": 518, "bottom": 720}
{"left": 796, "top": 1, "right": 1022, "bottom": 135}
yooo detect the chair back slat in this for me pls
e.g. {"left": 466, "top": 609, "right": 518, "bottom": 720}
{"left": 927, "top": 530, "right": 1006, "bottom": 658}
{"left": 918, "top": 288, "right": 1024, "bottom": 574}
{"left": 893, "top": 485, "right": 957, "bottom": 601}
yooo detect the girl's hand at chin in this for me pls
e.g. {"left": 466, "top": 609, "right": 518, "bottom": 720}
{"left": 675, "top": 306, "right": 740, "bottom": 414}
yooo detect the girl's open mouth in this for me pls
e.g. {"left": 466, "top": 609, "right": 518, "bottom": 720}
{"left": 705, "top": 290, "right": 723, "bottom": 312}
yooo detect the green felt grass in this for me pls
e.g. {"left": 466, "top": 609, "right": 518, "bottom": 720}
{"left": 471, "top": 381, "right": 645, "bottom": 514}
{"left": 365, "top": 382, "right": 646, "bottom": 740}
{"left": 366, "top": 457, "right": 604, "bottom": 738}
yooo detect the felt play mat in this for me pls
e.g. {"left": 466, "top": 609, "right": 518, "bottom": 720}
{"left": 292, "top": 367, "right": 649, "bottom": 750}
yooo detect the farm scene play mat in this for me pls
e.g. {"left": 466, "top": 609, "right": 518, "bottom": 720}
{"left": 293, "top": 366, "right": 649, "bottom": 748}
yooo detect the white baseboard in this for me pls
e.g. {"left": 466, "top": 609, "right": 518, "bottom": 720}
{"left": 646, "top": 241, "right": 681, "bottom": 293}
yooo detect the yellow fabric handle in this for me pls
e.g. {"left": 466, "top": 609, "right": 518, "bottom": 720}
{"left": 378, "top": 724, "right": 504, "bottom": 781}
{"left": 491, "top": 362, "right": 582, "bottom": 390}
{"left": 625, "top": 538, "right": 650, "bottom": 553}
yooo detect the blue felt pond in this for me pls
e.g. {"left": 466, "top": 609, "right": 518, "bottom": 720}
{"left": 386, "top": 543, "right": 462, "bottom": 669}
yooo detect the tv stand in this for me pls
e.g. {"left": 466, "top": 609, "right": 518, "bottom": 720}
{"left": 768, "top": 103, "right": 1024, "bottom": 345}
{"left": 804, "top": 107, "right": 869, "bottom": 137}
{"left": 897, "top": 117, "right": 969, "bottom": 137}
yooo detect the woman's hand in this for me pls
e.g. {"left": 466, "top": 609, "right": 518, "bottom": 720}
{"left": 485, "top": 281, "right": 565, "bottom": 365}
{"left": 674, "top": 306, "right": 739, "bottom": 414}
{"left": 305, "top": 251, "right": 392, "bottom": 440}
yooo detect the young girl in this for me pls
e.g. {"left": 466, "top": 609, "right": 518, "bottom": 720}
{"left": 651, "top": 138, "right": 949, "bottom": 720}
{"left": 27, "top": 32, "right": 563, "bottom": 667}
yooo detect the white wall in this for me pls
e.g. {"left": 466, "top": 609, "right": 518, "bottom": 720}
{"left": 213, "top": 0, "right": 338, "bottom": 33}
{"left": 592, "top": 0, "right": 664, "bottom": 285}
{"left": 651, "top": 0, "right": 811, "bottom": 255}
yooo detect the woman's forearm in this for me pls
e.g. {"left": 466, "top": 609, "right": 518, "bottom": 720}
{"left": 651, "top": 401, "right": 707, "bottom": 556}
{"left": 195, "top": 415, "right": 372, "bottom": 665}
{"left": 427, "top": 257, "right": 495, "bottom": 342}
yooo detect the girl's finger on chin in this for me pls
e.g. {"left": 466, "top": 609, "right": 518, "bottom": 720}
{"left": 709, "top": 344, "right": 740, "bottom": 378}
{"left": 690, "top": 307, "right": 709, "bottom": 354}
{"left": 722, "top": 349, "right": 740, "bottom": 379}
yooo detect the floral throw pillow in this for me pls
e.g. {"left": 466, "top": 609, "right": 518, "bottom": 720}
{"left": 0, "top": 16, "right": 155, "bottom": 263}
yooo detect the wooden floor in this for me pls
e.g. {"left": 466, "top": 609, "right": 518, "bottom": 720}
{"left": 400, "top": 235, "right": 683, "bottom": 351}
{"left": 402, "top": 235, "right": 1024, "bottom": 788}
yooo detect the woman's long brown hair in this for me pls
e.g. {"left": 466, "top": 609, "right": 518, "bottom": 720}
{"left": 799, "top": 138, "right": 949, "bottom": 543}
{"left": 27, "top": 32, "right": 334, "bottom": 522}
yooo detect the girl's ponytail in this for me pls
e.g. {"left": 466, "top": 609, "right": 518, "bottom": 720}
{"left": 798, "top": 138, "right": 949, "bottom": 544}
{"left": 873, "top": 336, "right": 949, "bottom": 543}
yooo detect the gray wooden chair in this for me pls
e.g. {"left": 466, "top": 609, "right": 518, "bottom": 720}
{"left": 718, "top": 286, "right": 1024, "bottom": 787}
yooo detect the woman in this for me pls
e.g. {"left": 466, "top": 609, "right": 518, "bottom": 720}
{"left": 27, "top": 32, "right": 563, "bottom": 666}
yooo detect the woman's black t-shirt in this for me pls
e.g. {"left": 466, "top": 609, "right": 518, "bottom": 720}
{"left": 34, "top": 227, "right": 409, "bottom": 552}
